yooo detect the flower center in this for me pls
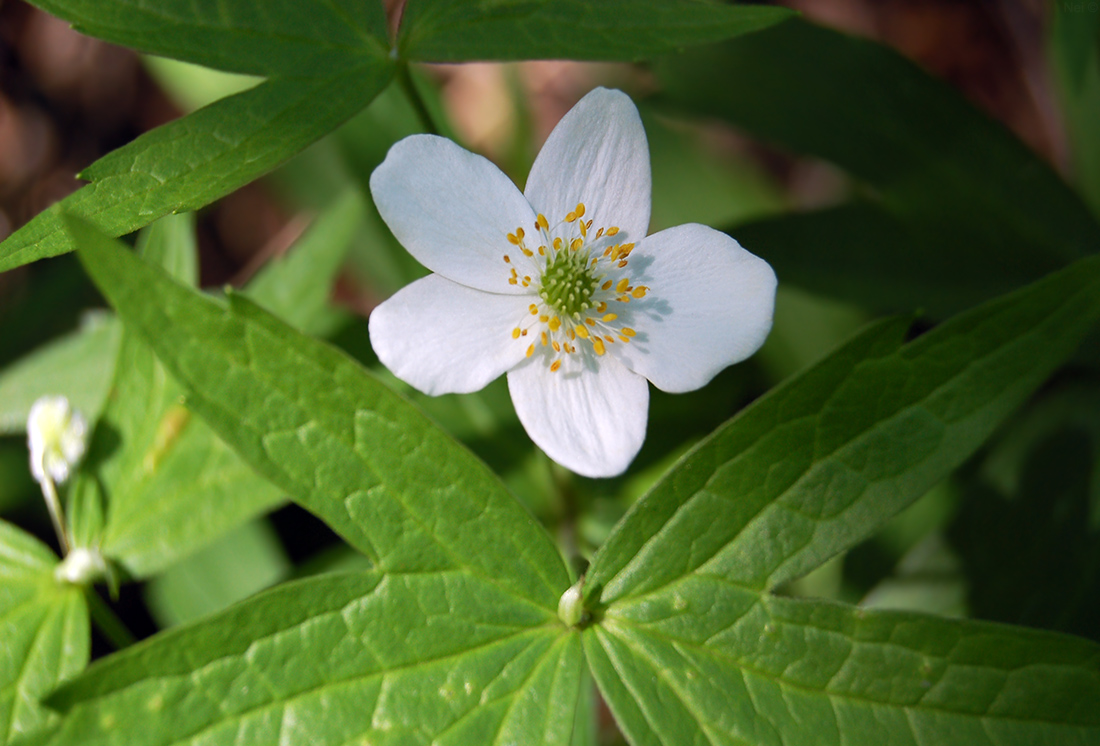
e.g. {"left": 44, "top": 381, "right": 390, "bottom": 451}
{"left": 503, "top": 202, "right": 648, "bottom": 371}
{"left": 539, "top": 246, "right": 598, "bottom": 318}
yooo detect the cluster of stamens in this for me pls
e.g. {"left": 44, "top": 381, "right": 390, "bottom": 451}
{"left": 503, "top": 202, "right": 648, "bottom": 372}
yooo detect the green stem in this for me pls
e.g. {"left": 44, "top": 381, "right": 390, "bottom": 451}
{"left": 85, "top": 587, "right": 137, "bottom": 650}
{"left": 40, "top": 475, "right": 70, "bottom": 555}
{"left": 399, "top": 62, "right": 439, "bottom": 136}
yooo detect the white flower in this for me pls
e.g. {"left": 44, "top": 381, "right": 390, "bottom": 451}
{"left": 27, "top": 395, "right": 87, "bottom": 485}
{"left": 368, "top": 88, "right": 776, "bottom": 478}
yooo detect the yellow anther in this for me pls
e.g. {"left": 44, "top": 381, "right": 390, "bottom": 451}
{"left": 585, "top": 219, "right": 593, "bottom": 231}
{"left": 579, "top": 220, "right": 587, "bottom": 238}
{"left": 522, "top": 248, "right": 534, "bottom": 257}
{"left": 508, "top": 278, "right": 518, "bottom": 285}
{"left": 606, "top": 226, "right": 619, "bottom": 236}
{"left": 618, "top": 260, "right": 629, "bottom": 268}
{"left": 529, "top": 304, "right": 539, "bottom": 315}
{"left": 516, "top": 227, "right": 525, "bottom": 239}
{"left": 568, "top": 329, "right": 576, "bottom": 341}
{"left": 585, "top": 318, "right": 596, "bottom": 326}
{"left": 596, "top": 302, "right": 607, "bottom": 313}
{"left": 504, "top": 254, "right": 511, "bottom": 263}
{"left": 524, "top": 275, "right": 531, "bottom": 283}
{"left": 522, "top": 329, "right": 528, "bottom": 336}
{"left": 596, "top": 227, "right": 605, "bottom": 239}
{"left": 575, "top": 326, "right": 589, "bottom": 339}
{"left": 526, "top": 344, "right": 534, "bottom": 358}
{"left": 604, "top": 335, "right": 614, "bottom": 343}
{"left": 553, "top": 237, "right": 563, "bottom": 251}
{"left": 549, "top": 316, "right": 561, "bottom": 331}
{"left": 632, "top": 286, "right": 648, "bottom": 298}
{"left": 591, "top": 257, "right": 598, "bottom": 267}
{"left": 537, "top": 214, "right": 549, "bottom": 230}
{"left": 619, "top": 335, "right": 630, "bottom": 343}
{"left": 552, "top": 341, "right": 561, "bottom": 352}
{"left": 602, "top": 313, "right": 618, "bottom": 322}
{"left": 538, "top": 245, "right": 546, "bottom": 255}
{"left": 593, "top": 339, "right": 606, "bottom": 356}
{"left": 541, "top": 331, "right": 549, "bottom": 346}
{"left": 570, "top": 238, "right": 583, "bottom": 252}
{"left": 550, "top": 360, "right": 562, "bottom": 372}
{"left": 601, "top": 280, "right": 613, "bottom": 291}
{"left": 539, "top": 314, "right": 549, "bottom": 323}
{"left": 616, "top": 278, "right": 630, "bottom": 293}
{"left": 512, "top": 328, "right": 521, "bottom": 339}
{"left": 575, "top": 203, "right": 586, "bottom": 217}
{"left": 507, "top": 234, "right": 519, "bottom": 245}
{"left": 603, "top": 247, "right": 612, "bottom": 257}
{"left": 621, "top": 327, "right": 636, "bottom": 337}
{"left": 565, "top": 211, "right": 577, "bottom": 223}
{"left": 618, "top": 295, "right": 631, "bottom": 303}
{"left": 620, "top": 243, "right": 634, "bottom": 254}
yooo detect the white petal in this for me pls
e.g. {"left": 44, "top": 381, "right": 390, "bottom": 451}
{"left": 507, "top": 355, "right": 648, "bottom": 478}
{"left": 369, "top": 274, "right": 529, "bottom": 395}
{"left": 370, "top": 135, "right": 538, "bottom": 294}
{"left": 524, "top": 88, "right": 651, "bottom": 246}
{"left": 612, "top": 224, "right": 776, "bottom": 393}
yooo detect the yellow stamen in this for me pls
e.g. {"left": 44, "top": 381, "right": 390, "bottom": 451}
{"left": 579, "top": 220, "right": 587, "bottom": 238}
{"left": 538, "top": 245, "right": 546, "bottom": 255}
{"left": 593, "top": 338, "right": 606, "bottom": 356}
{"left": 553, "top": 237, "right": 563, "bottom": 251}
{"left": 602, "top": 313, "right": 618, "bottom": 322}
{"left": 616, "top": 278, "right": 630, "bottom": 293}
{"left": 541, "top": 331, "right": 548, "bottom": 346}
{"left": 526, "top": 344, "right": 534, "bottom": 358}
{"left": 539, "top": 314, "right": 549, "bottom": 323}
{"left": 570, "top": 238, "right": 583, "bottom": 251}
{"left": 503, "top": 254, "right": 511, "bottom": 262}
{"left": 512, "top": 328, "right": 521, "bottom": 339}
{"left": 516, "top": 227, "right": 525, "bottom": 239}
{"left": 552, "top": 341, "right": 561, "bottom": 352}
{"left": 606, "top": 226, "right": 619, "bottom": 236}
{"left": 550, "top": 360, "right": 562, "bottom": 372}
{"left": 596, "top": 227, "right": 604, "bottom": 239}
{"left": 596, "top": 302, "right": 607, "bottom": 313}
{"left": 632, "top": 286, "right": 648, "bottom": 298}
{"left": 537, "top": 214, "right": 549, "bottom": 230}
{"left": 507, "top": 234, "right": 518, "bottom": 245}
{"left": 522, "top": 248, "right": 533, "bottom": 257}
{"left": 619, "top": 335, "right": 630, "bottom": 343}
{"left": 575, "top": 203, "right": 586, "bottom": 218}
{"left": 621, "top": 328, "right": 636, "bottom": 337}
{"left": 548, "top": 316, "right": 561, "bottom": 331}
{"left": 585, "top": 318, "right": 596, "bottom": 326}
{"left": 565, "top": 211, "right": 577, "bottom": 223}
{"left": 601, "top": 280, "right": 613, "bottom": 290}
{"left": 575, "top": 326, "right": 589, "bottom": 339}
{"left": 529, "top": 304, "right": 539, "bottom": 315}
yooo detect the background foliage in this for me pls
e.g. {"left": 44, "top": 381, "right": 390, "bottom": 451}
{"left": 0, "top": 1, "right": 1098, "bottom": 745}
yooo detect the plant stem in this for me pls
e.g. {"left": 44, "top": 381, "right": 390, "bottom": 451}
{"left": 399, "top": 62, "right": 439, "bottom": 136}
{"left": 85, "top": 587, "right": 137, "bottom": 650}
{"left": 40, "top": 475, "right": 70, "bottom": 555}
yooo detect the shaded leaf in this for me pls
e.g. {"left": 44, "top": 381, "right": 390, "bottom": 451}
{"left": 399, "top": 0, "right": 793, "bottom": 62}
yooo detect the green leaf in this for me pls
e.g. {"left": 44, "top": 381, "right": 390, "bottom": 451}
{"left": 0, "top": 520, "right": 88, "bottom": 743}
{"left": 43, "top": 570, "right": 584, "bottom": 746}
{"left": 68, "top": 214, "right": 570, "bottom": 611}
{"left": 399, "top": 0, "right": 794, "bottom": 62}
{"left": 0, "top": 315, "right": 120, "bottom": 435}
{"left": 731, "top": 201, "right": 1078, "bottom": 318}
{"left": 587, "top": 254, "right": 1100, "bottom": 607}
{"left": 245, "top": 189, "right": 364, "bottom": 334}
{"left": 660, "top": 18, "right": 1100, "bottom": 312}
{"left": 26, "top": 0, "right": 388, "bottom": 76}
{"left": 585, "top": 586, "right": 1100, "bottom": 746}
{"left": 1051, "top": 3, "right": 1100, "bottom": 218}
{"left": 0, "top": 62, "right": 393, "bottom": 274}
{"left": 75, "top": 218, "right": 282, "bottom": 578}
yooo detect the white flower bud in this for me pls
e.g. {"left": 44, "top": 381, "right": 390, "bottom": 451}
{"left": 558, "top": 579, "right": 586, "bottom": 628}
{"left": 27, "top": 395, "right": 87, "bottom": 485}
{"left": 54, "top": 546, "right": 107, "bottom": 585}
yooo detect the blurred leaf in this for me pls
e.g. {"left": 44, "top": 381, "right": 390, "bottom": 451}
{"left": 399, "top": 0, "right": 794, "bottom": 62}
{"left": 0, "top": 520, "right": 88, "bottom": 743}
{"left": 861, "top": 532, "right": 968, "bottom": 618}
{"left": 756, "top": 284, "right": 867, "bottom": 380}
{"left": 143, "top": 56, "right": 262, "bottom": 113}
{"left": 661, "top": 18, "right": 1100, "bottom": 314}
{"left": 0, "top": 315, "right": 120, "bottom": 435}
{"left": 74, "top": 217, "right": 282, "bottom": 578}
{"left": 69, "top": 215, "right": 571, "bottom": 611}
{"left": 43, "top": 572, "right": 584, "bottom": 746}
{"left": 245, "top": 190, "right": 364, "bottom": 334}
{"left": 644, "top": 109, "right": 784, "bottom": 233}
{"left": 586, "top": 586, "right": 1100, "bottom": 746}
{"left": 586, "top": 253, "right": 1100, "bottom": 609}
{"left": 950, "top": 426, "right": 1100, "bottom": 640}
{"left": 144, "top": 518, "right": 290, "bottom": 628}
{"left": 26, "top": 0, "right": 388, "bottom": 76}
{"left": 1051, "top": 2, "right": 1100, "bottom": 217}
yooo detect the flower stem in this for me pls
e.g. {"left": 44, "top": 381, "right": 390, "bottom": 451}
{"left": 84, "top": 587, "right": 137, "bottom": 650}
{"left": 398, "top": 63, "right": 439, "bottom": 136}
{"left": 39, "top": 474, "right": 70, "bottom": 555}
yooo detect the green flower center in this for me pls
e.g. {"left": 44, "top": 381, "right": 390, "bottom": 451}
{"left": 539, "top": 247, "right": 599, "bottom": 319}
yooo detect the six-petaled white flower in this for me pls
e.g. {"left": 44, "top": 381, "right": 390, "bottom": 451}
{"left": 368, "top": 88, "right": 776, "bottom": 477}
